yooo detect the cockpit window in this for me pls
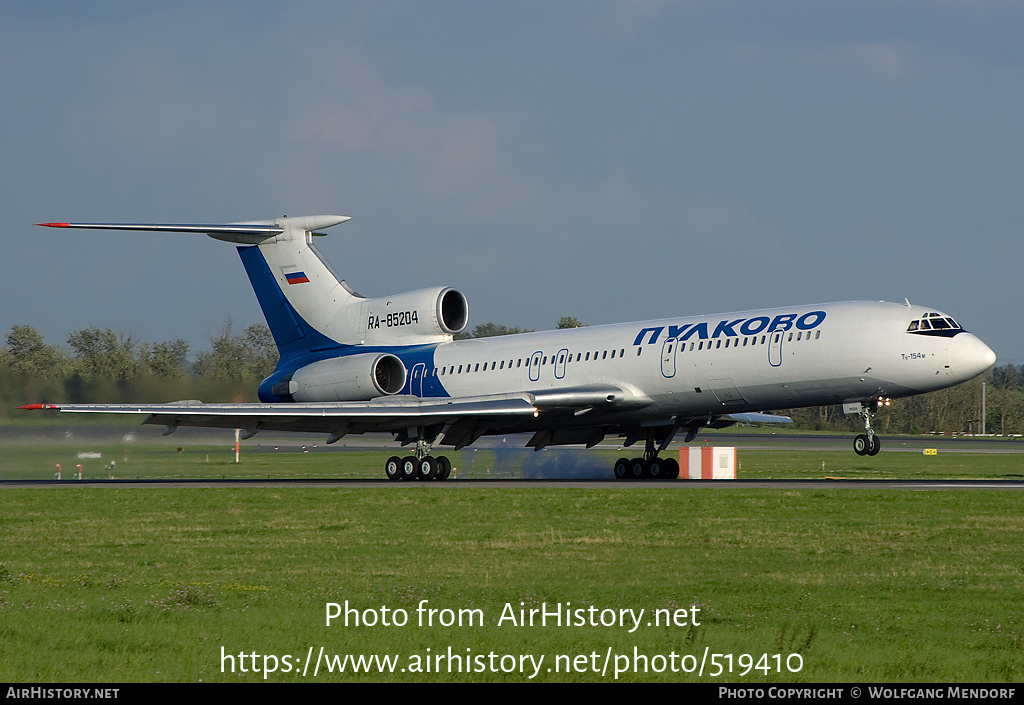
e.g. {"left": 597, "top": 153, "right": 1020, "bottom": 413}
{"left": 907, "top": 313, "right": 963, "bottom": 337}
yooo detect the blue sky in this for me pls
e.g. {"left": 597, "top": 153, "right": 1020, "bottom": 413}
{"left": 2, "top": 1, "right": 1022, "bottom": 362}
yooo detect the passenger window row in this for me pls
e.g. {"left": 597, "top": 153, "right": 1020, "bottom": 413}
{"left": 665, "top": 330, "right": 823, "bottom": 353}
{"left": 432, "top": 348, "right": 628, "bottom": 376}
{"left": 417, "top": 331, "right": 824, "bottom": 378}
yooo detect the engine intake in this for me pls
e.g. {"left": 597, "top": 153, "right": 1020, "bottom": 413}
{"left": 438, "top": 288, "right": 469, "bottom": 334}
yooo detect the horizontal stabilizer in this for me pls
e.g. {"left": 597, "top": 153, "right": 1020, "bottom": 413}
{"left": 37, "top": 215, "right": 351, "bottom": 244}
{"left": 38, "top": 222, "right": 284, "bottom": 235}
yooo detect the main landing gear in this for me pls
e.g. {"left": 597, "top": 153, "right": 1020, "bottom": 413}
{"left": 613, "top": 456, "right": 680, "bottom": 480}
{"left": 385, "top": 454, "right": 452, "bottom": 481}
{"left": 613, "top": 429, "right": 680, "bottom": 480}
{"left": 384, "top": 430, "right": 453, "bottom": 481}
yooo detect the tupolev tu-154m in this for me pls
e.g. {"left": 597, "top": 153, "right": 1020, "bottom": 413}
{"left": 23, "top": 215, "right": 996, "bottom": 480}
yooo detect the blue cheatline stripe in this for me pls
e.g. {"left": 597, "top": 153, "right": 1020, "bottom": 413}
{"left": 236, "top": 246, "right": 343, "bottom": 365}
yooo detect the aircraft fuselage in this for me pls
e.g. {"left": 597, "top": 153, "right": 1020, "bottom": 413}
{"left": 263, "top": 300, "right": 994, "bottom": 430}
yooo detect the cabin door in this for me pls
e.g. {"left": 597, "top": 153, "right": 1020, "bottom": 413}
{"left": 661, "top": 338, "right": 677, "bottom": 378}
{"left": 411, "top": 362, "right": 426, "bottom": 397}
{"left": 768, "top": 331, "right": 784, "bottom": 367}
{"left": 529, "top": 351, "right": 543, "bottom": 382}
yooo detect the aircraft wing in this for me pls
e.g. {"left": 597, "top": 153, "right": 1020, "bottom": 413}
{"left": 20, "top": 395, "right": 538, "bottom": 442}
{"left": 19, "top": 387, "right": 787, "bottom": 450}
{"left": 19, "top": 385, "right": 644, "bottom": 449}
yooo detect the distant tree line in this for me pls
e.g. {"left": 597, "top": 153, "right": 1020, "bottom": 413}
{"left": 454, "top": 315, "right": 585, "bottom": 340}
{"left": 0, "top": 321, "right": 276, "bottom": 417}
{"left": 780, "top": 373, "right": 1021, "bottom": 436}
{"left": 2, "top": 318, "right": 1021, "bottom": 435}
{"left": 0, "top": 317, "right": 583, "bottom": 417}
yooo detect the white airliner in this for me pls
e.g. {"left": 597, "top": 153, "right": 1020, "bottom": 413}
{"left": 26, "top": 215, "right": 996, "bottom": 480}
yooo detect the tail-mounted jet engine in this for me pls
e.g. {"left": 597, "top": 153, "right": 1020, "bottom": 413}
{"left": 359, "top": 287, "right": 469, "bottom": 345}
{"left": 266, "top": 286, "right": 469, "bottom": 401}
{"left": 273, "top": 353, "right": 407, "bottom": 402}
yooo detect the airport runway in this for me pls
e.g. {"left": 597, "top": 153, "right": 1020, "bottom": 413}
{"left": 4, "top": 478, "right": 1024, "bottom": 490}
{"left": 242, "top": 432, "right": 1024, "bottom": 455}
{"left": 3, "top": 431, "right": 1019, "bottom": 488}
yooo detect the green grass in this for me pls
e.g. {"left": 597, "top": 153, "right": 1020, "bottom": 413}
{"left": 737, "top": 450, "right": 1024, "bottom": 481}
{"left": 1, "top": 435, "right": 1022, "bottom": 481}
{"left": 2, "top": 485, "right": 1024, "bottom": 682}
{"left": 2, "top": 427, "right": 1023, "bottom": 682}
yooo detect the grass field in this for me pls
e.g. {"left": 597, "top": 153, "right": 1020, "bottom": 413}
{"left": 2, "top": 431, "right": 1023, "bottom": 682}
{"left": 0, "top": 425, "right": 1023, "bottom": 482}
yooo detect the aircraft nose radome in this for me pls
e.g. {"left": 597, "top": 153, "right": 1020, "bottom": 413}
{"left": 950, "top": 333, "right": 997, "bottom": 379}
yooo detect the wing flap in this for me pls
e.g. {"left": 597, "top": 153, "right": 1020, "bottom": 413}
{"left": 722, "top": 412, "right": 793, "bottom": 424}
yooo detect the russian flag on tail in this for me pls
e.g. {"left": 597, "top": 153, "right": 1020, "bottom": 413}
{"left": 285, "top": 271, "right": 310, "bottom": 285}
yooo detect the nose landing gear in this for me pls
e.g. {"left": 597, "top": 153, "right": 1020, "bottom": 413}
{"left": 848, "top": 398, "right": 888, "bottom": 456}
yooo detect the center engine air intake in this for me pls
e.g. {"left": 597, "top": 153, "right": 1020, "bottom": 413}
{"left": 437, "top": 288, "right": 469, "bottom": 334}
{"left": 284, "top": 353, "right": 407, "bottom": 402}
{"left": 359, "top": 286, "right": 469, "bottom": 344}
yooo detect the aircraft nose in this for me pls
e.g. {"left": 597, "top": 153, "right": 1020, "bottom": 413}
{"left": 949, "top": 333, "right": 997, "bottom": 380}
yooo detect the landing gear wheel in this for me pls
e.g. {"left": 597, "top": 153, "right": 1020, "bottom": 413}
{"left": 648, "top": 458, "right": 665, "bottom": 479}
{"left": 435, "top": 456, "right": 452, "bottom": 481}
{"left": 853, "top": 435, "right": 869, "bottom": 456}
{"left": 664, "top": 457, "right": 680, "bottom": 479}
{"left": 400, "top": 456, "right": 418, "bottom": 480}
{"left": 385, "top": 456, "right": 402, "bottom": 481}
{"left": 630, "top": 458, "right": 647, "bottom": 479}
{"left": 868, "top": 435, "right": 881, "bottom": 456}
{"left": 614, "top": 458, "right": 630, "bottom": 480}
{"left": 416, "top": 456, "right": 437, "bottom": 480}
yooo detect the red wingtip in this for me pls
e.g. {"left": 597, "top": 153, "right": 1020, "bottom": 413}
{"left": 37, "top": 222, "right": 70, "bottom": 228}
{"left": 18, "top": 404, "right": 57, "bottom": 410}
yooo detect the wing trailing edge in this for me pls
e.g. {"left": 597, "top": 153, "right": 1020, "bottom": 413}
{"left": 19, "top": 396, "right": 541, "bottom": 439}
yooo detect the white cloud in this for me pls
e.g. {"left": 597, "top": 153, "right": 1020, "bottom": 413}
{"left": 848, "top": 43, "right": 911, "bottom": 79}
{"left": 720, "top": 40, "right": 915, "bottom": 82}
{"left": 279, "top": 45, "right": 547, "bottom": 227}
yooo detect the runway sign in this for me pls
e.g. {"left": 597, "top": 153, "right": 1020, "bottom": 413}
{"left": 679, "top": 446, "right": 737, "bottom": 480}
